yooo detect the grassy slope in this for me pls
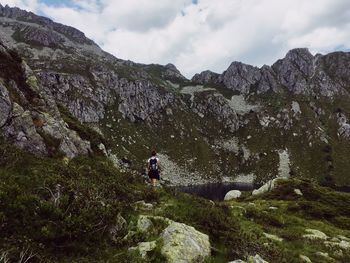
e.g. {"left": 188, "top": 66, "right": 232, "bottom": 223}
{"left": 1, "top": 132, "right": 350, "bottom": 262}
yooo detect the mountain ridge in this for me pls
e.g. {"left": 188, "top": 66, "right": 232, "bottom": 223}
{"left": 0, "top": 5, "right": 350, "bottom": 187}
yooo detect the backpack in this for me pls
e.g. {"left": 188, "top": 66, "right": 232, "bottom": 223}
{"left": 149, "top": 158, "right": 158, "bottom": 171}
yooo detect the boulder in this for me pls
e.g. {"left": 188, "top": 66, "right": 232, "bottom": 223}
{"left": 247, "top": 254, "right": 269, "bottom": 263}
{"left": 294, "top": 189, "right": 303, "bottom": 196}
{"left": 252, "top": 178, "right": 286, "bottom": 196}
{"left": 299, "top": 255, "right": 312, "bottom": 263}
{"left": 224, "top": 190, "right": 242, "bottom": 200}
{"left": 303, "top": 229, "right": 328, "bottom": 240}
{"left": 263, "top": 232, "right": 283, "bottom": 242}
{"left": 161, "top": 221, "right": 211, "bottom": 263}
{"left": 133, "top": 200, "right": 154, "bottom": 211}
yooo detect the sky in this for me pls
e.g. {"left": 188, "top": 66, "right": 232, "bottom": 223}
{"left": 2, "top": 0, "right": 350, "bottom": 78}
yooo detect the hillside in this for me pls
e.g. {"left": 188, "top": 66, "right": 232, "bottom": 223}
{"left": 0, "top": 4, "right": 350, "bottom": 262}
{"left": 1, "top": 4, "right": 350, "bottom": 187}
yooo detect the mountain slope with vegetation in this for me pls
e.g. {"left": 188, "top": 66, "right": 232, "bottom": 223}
{"left": 0, "top": 4, "right": 350, "bottom": 262}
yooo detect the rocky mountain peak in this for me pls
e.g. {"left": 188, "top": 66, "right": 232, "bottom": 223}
{"left": 0, "top": 4, "right": 96, "bottom": 46}
{"left": 218, "top": 61, "right": 261, "bottom": 94}
{"left": 191, "top": 70, "right": 220, "bottom": 84}
{"left": 163, "top": 63, "right": 187, "bottom": 80}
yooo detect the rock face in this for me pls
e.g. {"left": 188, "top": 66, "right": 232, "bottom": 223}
{"left": 192, "top": 70, "right": 220, "bottom": 84}
{"left": 2, "top": 5, "right": 350, "bottom": 186}
{"left": 161, "top": 221, "right": 211, "bottom": 263}
{"left": 0, "top": 42, "right": 91, "bottom": 157}
{"left": 219, "top": 62, "right": 261, "bottom": 94}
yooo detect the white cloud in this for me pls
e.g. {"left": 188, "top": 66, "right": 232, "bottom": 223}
{"left": 3, "top": 0, "right": 350, "bottom": 78}
{"left": 1, "top": 0, "right": 40, "bottom": 11}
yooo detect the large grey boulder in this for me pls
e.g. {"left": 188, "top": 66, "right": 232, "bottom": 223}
{"left": 224, "top": 190, "right": 242, "bottom": 200}
{"left": 161, "top": 221, "right": 211, "bottom": 263}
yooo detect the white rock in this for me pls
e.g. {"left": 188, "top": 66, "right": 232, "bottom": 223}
{"left": 337, "top": 235, "right": 350, "bottom": 242}
{"left": 133, "top": 201, "right": 154, "bottom": 211}
{"left": 315, "top": 251, "right": 331, "bottom": 259}
{"left": 248, "top": 254, "right": 269, "bottom": 263}
{"left": 294, "top": 189, "right": 303, "bottom": 196}
{"left": 299, "top": 255, "right": 312, "bottom": 263}
{"left": 263, "top": 232, "right": 283, "bottom": 242}
{"left": 224, "top": 190, "right": 242, "bottom": 200}
{"left": 303, "top": 229, "right": 328, "bottom": 240}
{"left": 324, "top": 240, "right": 350, "bottom": 250}
{"left": 252, "top": 178, "right": 287, "bottom": 196}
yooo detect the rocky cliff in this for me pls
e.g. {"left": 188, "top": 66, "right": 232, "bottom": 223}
{"left": 1, "top": 4, "right": 350, "bottom": 186}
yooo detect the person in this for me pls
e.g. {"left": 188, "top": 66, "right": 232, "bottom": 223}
{"left": 147, "top": 150, "right": 160, "bottom": 186}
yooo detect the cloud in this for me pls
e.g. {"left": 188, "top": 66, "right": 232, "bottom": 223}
{"left": 3, "top": 0, "right": 350, "bottom": 78}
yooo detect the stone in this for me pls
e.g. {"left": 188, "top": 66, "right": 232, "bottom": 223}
{"left": 109, "top": 213, "right": 127, "bottom": 242}
{"left": 337, "top": 235, "right": 350, "bottom": 242}
{"left": 133, "top": 201, "right": 154, "bottom": 211}
{"left": 137, "top": 215, "right": 153, "bottom": 233}
{"left": 294, "top": 189, "right": 303, "bottom": 196}
{"left": 299, "top": 255, "right": 312, "bottom": 263}
{"left": 161, "top": 221, "right": 211, "bottom": 263}
{"left": 324, "top": 240, "right": 350, "bottom": 250}
{"left": 247, "top": 254, "right": 269, "bottom": 263}
{"left": 129, "top": 241, "right": 157, "bottom": 258}
{"left": 0, "top": 82, "right": 11, "bottom": 127}
{"left": 98, "top": 143, "right": 108, "bottom": 156}
{"left": 228, "top": 260, "right": 246, "bottom": 263}
{"left": 315, "top": 251, "right": 332, "bottom": 260}
{"left": 303, "top": 229, "right": 328, "bottom": 240}
{"left": 263, "top": 232, "right": 283, "bottom": 242}
{"left": 252, "top": 178, "right": 286, "bottom": 196}
{"left": 224, "top": 190, "right": 242, "bottom": 200}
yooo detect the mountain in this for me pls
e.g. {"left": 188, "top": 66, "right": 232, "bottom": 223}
{"left": 1, "top": 5, "right": 350, "bottom": 263}
{"left": 1, "top": 3, "right": 350, "bottom": 188}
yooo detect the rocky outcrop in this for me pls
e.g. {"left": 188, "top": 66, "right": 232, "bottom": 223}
{"left": 0, "top": 43, "right": 91, "bottom": 157}
{"left": 163, "top": 63, "right": 187, "bottom": 80}
{"left": 191, "top": 70, "right": 220, "bottom": 84}
{"left": 219, "top": 62, "right": 261, "bottom": 94}
{"left": 0, "top": 81, "right": 11, "bottom": 127}
{"left": 192, "top": 93, "right": 240, "bottom": 131}
{"left": 0, "top": 4, "right": 95, "bottom": 46}
{"left": 272, "top": 48, "right": 315, "bottom": 94}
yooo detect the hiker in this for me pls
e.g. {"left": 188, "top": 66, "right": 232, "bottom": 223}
{"left": 147, "top": 150, "right": 160, "bottom": 186}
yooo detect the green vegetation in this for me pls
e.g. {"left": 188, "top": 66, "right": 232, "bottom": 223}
{"left": 1, "top": 133, "right": 350, "bottom": 262}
